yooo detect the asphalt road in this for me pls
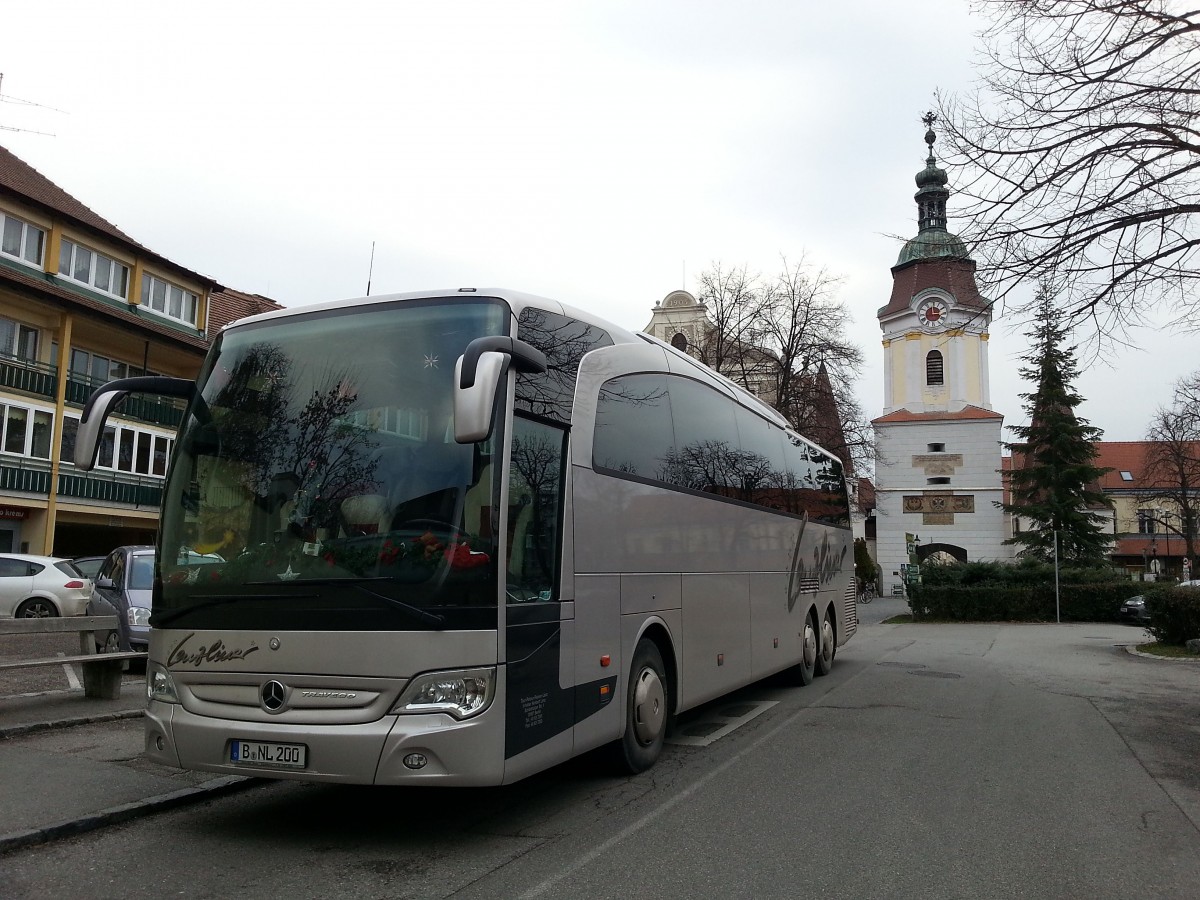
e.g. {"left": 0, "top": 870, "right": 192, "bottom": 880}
{"left": 3, "top": 609, "right": 1197, "bottom": 900}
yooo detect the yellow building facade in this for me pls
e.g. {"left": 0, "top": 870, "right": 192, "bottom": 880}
{"left": 1, "top": 146, "right": 277, "bottom": 556}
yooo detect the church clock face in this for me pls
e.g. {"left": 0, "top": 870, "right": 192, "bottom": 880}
{"left": 917, "top": 297, "right": 950, "bottom": 331}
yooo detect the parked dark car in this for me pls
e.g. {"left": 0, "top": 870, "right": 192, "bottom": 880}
{"left": 87, "top": 545, "right": 155, "bottom": 654}
{"left": 1119, "top": 595, "right": 1151, "bottom": 624}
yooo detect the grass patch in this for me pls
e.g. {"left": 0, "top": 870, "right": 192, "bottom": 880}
{"left": 1136, "top": 642, "right": 1200, "bottom": 659}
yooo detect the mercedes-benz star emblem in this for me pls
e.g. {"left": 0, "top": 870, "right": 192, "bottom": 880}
{"left": 261, "top": 680, "right": 287, "bottom": 712}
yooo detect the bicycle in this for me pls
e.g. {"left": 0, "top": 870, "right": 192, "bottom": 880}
{"left": 857, "top": 583, "right": 876, "bottom": 604}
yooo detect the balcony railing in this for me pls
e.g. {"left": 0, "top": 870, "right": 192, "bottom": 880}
{"left": 0, "top": 354, "right": 56, "bottom": 397}
{"left": 0, "top": 353, "right": 186, "bottom": 428}
{"left": 64, "top": 371, "right": 186, "bottom": 428}
{"left": 0, "top": 458, "right": 163, "bottom": 509}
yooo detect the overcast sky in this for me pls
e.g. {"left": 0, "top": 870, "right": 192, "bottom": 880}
{"left": 2, "top": 0, "right": 1191, "bottom": 444}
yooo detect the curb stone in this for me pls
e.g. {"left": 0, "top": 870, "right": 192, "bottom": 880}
{"left": 0, "top": 775, "right": 260, "bottom": 856}
{"left": 0, "top": 708, "right": 144, "bottom": 740}
{"left": 1120, "top": 643, "right": 1200, "bottom": 662}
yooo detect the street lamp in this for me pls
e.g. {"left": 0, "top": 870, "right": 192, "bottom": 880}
{"left": 1162, "top": 512, "right": 1173, "bottom": 578}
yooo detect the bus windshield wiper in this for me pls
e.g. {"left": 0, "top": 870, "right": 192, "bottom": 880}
{"left": 350, "top": 583, "right": 446, "bottom": 628}
{"left": 153, "top": 592, "right": 317, "bottom": 627}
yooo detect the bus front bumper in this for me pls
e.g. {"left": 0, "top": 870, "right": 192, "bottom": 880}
{"left": 145, "top": 697, "right": 508, "bottom": 786}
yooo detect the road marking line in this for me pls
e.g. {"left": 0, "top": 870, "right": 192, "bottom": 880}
{"left": 56, "top": 651, "right": 82, "bottom": 690}
{"left": 666, "top": 700, "right": 778, "bottom": 747}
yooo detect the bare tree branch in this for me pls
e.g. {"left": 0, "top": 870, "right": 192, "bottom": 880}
{"left": 937, "top": 0, "right": 1200, "bottom": 335}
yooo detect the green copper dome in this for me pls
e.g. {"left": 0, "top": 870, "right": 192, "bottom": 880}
{"left": 896, "top": 113, "right": 972, "bottom": 266}
{"left": 896, "top": 228, "right": 969, "bottom": 265}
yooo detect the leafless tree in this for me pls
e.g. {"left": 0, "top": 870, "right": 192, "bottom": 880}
{"left": 693, "top": 257, "right": 871, "bottom": 474}
{"left": 936, "top": 0, "right": 1200, "bottom": 335}
{"left": 693, "top": 263, "right": 762, "bottom": 376}
{"left": 1141, "top": 371, "right": 1200, "bottom": 571}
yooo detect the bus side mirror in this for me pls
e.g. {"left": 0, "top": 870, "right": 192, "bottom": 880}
{"left": 74, "top": 376, "right": 199, "bottom": 471}
{"left": 453, "top": 351, "right": 507, "bottom": 443}
{"left": 453, "top": 337, "right": 547, "bottom": 444}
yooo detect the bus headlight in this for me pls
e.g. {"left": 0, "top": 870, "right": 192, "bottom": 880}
{"left": 146, "top": 662, "right": 180, "bottom": 704}
{"left": 391, "top": 667, "right": 495, "bottom": 719}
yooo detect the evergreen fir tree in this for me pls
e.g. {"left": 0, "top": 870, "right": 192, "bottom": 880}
{"left": 1002, "top": 289, "right": 1112, "bottom": 563}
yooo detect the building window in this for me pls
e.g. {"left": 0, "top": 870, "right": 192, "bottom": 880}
{"left": 927, "top": 443, "right": 945, "bottom": 453}
{"left": 0, "top": 316, "right": 38, "bottom": 361}
{"left": 1, "top": 213, "right": 45, "bottom": 267}
{"left": 1120, "top": 471, "right": 1134, "bottom": 481}
{"left": 670, "top": 332, "right": 688, "bottom": 352}
{"left": 0, "top": 403, "right": 53, "bottom": 459}
{"left": 140, "top": 273, "right": 199, "bottom": 327}
{"left": 58, "top": 239, "right": 130, "bottom": 300}
{"left": 67, "top": 348, "right": 154, "bottom": 384}
{"left": 927, "top": 477, "right": 951, "bottom": 485}
{"left": 1137, "top": 510, "right": 1158, "bottom": 534}
{"left": 926, "top": 350, "right": 944, "bottom": 385}
{"left": 58, "top": 415, "right": 172, "bottom": 478}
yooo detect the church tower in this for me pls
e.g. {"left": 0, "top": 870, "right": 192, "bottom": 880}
{"left": 871, "top": 114, "right": 1011, "bottom": 595}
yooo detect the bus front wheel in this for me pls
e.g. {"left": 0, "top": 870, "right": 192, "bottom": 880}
{"left": 618, "top": 639, "right": 668, "bottom": 774}
{"left": 788, "top": 613, "right": 818, "bottom": 686}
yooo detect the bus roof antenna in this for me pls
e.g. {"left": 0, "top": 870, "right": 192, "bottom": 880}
{"left": 366, "top": 241, "right": 375, "bottom": 296}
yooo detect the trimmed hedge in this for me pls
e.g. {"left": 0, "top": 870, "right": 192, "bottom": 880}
{"left": 1145, "top": 586, "right": 1200, "bottom": 645}
{"left": 907, "top": 580, "right": 1146, "bottom": 623}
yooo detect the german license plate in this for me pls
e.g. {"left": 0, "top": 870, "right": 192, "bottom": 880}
{"left": 229, "top": 739, "right": 307, "bottom": 768}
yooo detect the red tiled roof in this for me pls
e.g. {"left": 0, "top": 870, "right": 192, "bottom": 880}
{"left": 872, "top": 405, "right": 1003, "bottom": 425}
{"left": 1092, "top": 441, "right": 1200, "bottom": 491}
{"left": 857, "top": 477, "right": 876, "bottom": 514}
{"left": 1111, "top": 535, "right": 1185, "bottom": 558}
{"left": 207, "top": 287, "right": 284, "bottom": 333}
{"left": 0, "top": 144, "right": 221, "bottom": 290}
{"left": 878, "top": 257, "right": 990, "bottom": 319}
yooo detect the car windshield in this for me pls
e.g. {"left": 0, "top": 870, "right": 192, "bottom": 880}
{"left": 155, "top": 298, "right": 508, "bottom": 632}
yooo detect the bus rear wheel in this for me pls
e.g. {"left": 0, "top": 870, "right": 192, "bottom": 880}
{"left": 617, "top": 639, "right": 668, "bottom": 774}
{"left": 815, "top": 607, "right": 835, "bottom": 677}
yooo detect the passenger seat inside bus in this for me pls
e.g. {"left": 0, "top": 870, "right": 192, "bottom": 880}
{"left": 339, "top": 493, "right": 390, "bottom": 535}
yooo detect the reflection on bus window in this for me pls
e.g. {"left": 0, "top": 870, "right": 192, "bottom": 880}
{"left": 506, "top": 416, "right": 566, "bottom": 603}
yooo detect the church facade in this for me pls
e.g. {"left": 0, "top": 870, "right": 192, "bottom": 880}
{"left": 871, "top": 117, "right": 1012, "bottom": 596}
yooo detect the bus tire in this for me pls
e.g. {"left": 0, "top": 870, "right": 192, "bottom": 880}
{"left": 789, "top": 612, "right": 817, "bottom": 686}
{"left": 815, "top": 606, "right": 835, "bottom": 677}
{"left": 618, "top": 639, "right": 668, "bottom": 774}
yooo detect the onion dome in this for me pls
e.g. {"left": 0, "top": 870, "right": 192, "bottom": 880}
{"left": 896, "top": 112, "right": 970, "bottom": 266}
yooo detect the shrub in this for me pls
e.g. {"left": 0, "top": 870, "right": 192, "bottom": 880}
{"left": 1145, "top": 586, "right": 1200, "bottom": 645}
{"left": 907, "top": 560, "right": 1138, "bottom": 622}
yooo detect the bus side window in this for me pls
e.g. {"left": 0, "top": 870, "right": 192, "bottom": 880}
{"left": 507, "top": 417, "right": 567, "bottom": 602}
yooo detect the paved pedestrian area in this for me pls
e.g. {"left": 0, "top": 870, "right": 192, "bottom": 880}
{"left": 0, "top": 634, "right": 250, "bottom": 855}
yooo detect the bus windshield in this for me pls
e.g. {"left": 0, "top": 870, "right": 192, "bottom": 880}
{"left": 155, "top": 298, "right": 509, "bottom": 631}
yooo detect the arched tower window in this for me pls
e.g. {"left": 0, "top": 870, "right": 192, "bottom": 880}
{"left": 671, "top": 332, "right": 688, "bottom": 352}
{"left": 926, "top": 350, "right": 944, "bottom": 385}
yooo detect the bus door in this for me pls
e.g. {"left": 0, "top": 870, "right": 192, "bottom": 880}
{"left": 502, "top": 415, "right": 573, "bottom": 760}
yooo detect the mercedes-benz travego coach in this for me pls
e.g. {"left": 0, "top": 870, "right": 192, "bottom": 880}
{"left": 75, "top": 288, "right": 854, "bottom": 785}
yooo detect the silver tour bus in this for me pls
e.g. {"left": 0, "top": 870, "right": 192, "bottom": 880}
{"left": 74, "top": 289, "right": 855, "bottom": 785}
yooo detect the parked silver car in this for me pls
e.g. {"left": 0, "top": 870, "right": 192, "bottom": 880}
{"left": 0, "top": 553, "right": 93, "bottom": 617}
{"left": 87, "top": 545, "right": 155, "bottom": 653}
